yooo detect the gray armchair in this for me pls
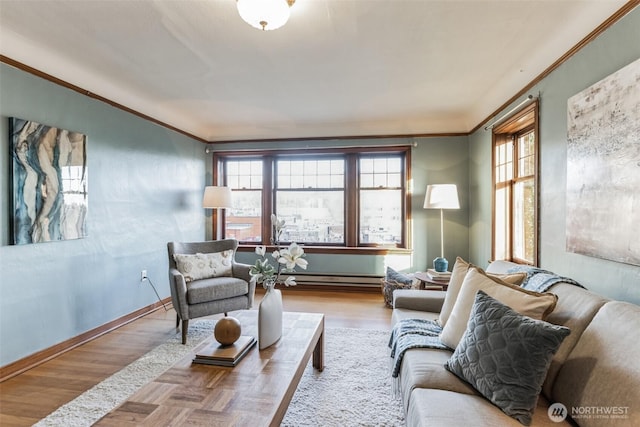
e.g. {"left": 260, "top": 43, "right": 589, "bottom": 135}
{"left": 167, "top": 239, "right": 255, "bottom": 344}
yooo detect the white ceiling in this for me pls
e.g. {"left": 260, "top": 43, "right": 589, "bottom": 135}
{"left": 0, "top": 0, "right": 629, "bottom": 142}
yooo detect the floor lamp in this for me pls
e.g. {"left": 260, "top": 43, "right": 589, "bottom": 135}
{"left": 203, "top": 186, "right": 233, "bottom": 240}
{"left": 202, "top": 185, "right": 243, "bottom": 345}
{"left": 424, "top": 184, "right": 460, "bottom": 272}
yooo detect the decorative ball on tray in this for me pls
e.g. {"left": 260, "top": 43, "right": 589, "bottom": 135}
{"left": 214, "top": 314, "right": 242, "bottom": 346}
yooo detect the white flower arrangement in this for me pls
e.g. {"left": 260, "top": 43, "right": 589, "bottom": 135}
{"left": 249, "top": 214, "right": 308, "bottom": 289}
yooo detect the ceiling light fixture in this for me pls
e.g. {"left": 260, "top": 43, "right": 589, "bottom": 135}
{"left": 237, "top": 0, "right": 295, "bottom": 31}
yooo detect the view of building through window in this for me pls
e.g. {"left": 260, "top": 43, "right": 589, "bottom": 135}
{"left": 225, "top": 159, "right": 263, "bottom": 242}
{"left": 217, "top": 148, "right": 408, "bottom": 248}
{"left": 359, "top": 157, "right": 403, "bottom": 244}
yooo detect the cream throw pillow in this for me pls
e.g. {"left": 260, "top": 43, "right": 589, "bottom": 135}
{"left": 440, "top": 267, "right": 558, "bottom": 349}
{"left": 438, "top": 257, "right": 526, "bottom": 327}
{"left": 438, "top": 257, "right": 472, "bottom": 327}
{"left": 173, "top": 251, "right": 233, "bottom": 282}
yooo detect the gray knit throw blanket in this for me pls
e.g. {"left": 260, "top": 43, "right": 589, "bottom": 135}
{"left": 506, "top": 266, "right": 584, "bottom": 293}
{"left": 388, "top": 318, "right": 448, "bottom": 378}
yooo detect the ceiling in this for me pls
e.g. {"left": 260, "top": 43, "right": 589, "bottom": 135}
{"left": 0, "top": 0, "right": 630, "bottom": 142}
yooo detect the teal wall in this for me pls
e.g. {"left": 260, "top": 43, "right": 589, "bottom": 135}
{"left": 209, "top": 136, "right": 470, "bottom": 277}
{"left": 469, "top": 7, "right": 640, "bottom": 304}
{"left": 0, "top": 63, "right": 207, "bottom": 365}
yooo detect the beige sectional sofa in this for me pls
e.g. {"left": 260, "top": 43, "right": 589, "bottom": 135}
{"left": 391, "top": 259, "right": 640, "bottom": 426}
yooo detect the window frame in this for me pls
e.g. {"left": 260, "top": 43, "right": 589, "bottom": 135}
{"left": 491, "top": 101, "right": 539, "bottom": 265}
{"left": 357, "top": 153, "right": 406, "bottom": 247}
{"left": 212, "top": 146, "right": 411, "bottom": 253}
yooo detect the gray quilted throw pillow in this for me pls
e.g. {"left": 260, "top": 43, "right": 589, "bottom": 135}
{"left": 444, "top": 291, "right": 570, "bottom": 426}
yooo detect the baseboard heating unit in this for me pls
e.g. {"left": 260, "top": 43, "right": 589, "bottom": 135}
{"left": 280, "top": 272, "right": 383, "bottom": 288}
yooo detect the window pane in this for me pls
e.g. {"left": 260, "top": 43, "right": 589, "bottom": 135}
{"left": 291, "top": 161, "right": 304, "bottom": 175}
{"left": 279, "top": 175, "right": 291, "bottom": 189}
{"left": 388, "top": 173, "right": 401, "bottom": 188}
{"left": 387, "top": 158, "right": 401, "bottom": 173}
{"left": 359, "top": 155, "right": 402, "bottom": 189}
{"left": 303, "top": 175, "right": 317, "bottom": 188}
{"left": 494, "top": 186, "right": 510, "bottom": 260}
{"left": 279, "top": 161, "right": 290, "bottom": 175}
{"left": 317, "top": 160, "right": 331, "bottom": 174}
{"left": 226, "top": 190, "right": 262, "bottom": 242}
{"left": 373, "top": 173, "right": 386, "bottom": 188}
{"left": 360, "top": 158, "right": 374, "bottom": 173}
{"left": 374, "top": 158, "right": 387, "bottom": 171}
{"left": 317, "top": 175, "right": 331, "bottom": 187}
{"left": 361, "top": 174, "right": 374, "bottom": 187}
{"left": 238, "top": 175, "right": 251, "bottom": 189}
{"left": 518, "top": 132, "right": 535, "bottom": 177}
{"left": 495, "top": 143, "right": 513, "bottom": 184}
{"left": 250, "top": 161, "right": 263, "bottom": 175}
{"left": 331, "top": 160, "right": 344, "bottom": 174}
{"left": 360, "top": 189, "right": 402, "bottom": 244}
{"left": 227, "top": 160, "right": 262, "bottom": 190}
{"left": 277, "top": 158, "right": 344, "bottom": 189}
{"left": 514, "top": 178, "right": 535, "bottom": 263}
{"left": 276, "top": 191, "right": 344, "bottom": 243}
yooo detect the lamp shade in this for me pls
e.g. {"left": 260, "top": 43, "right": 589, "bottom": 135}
{"left": 423, "top": 184, "right": 460, "bottom": 210}
{"left": 237, "top": 0, "right": 294, "bottom": 31}
{"left": 202, "top": 186, "right": 233, "bottom": 209}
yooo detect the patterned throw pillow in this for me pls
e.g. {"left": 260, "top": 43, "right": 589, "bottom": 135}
{"left": 386, "top": 266, "right": 414, "bottom": 285}
{"left": 439, "top": 267, "right": 557, "bottom": 349}
{"left": 445, "top": 291, "right": 570, "bottom": 425}
{"left": 173, "top": 251, "right": 233, "bottom": 282}
{"left": 382, "top": 267, "right": 420, "bottom": 308}
{"left": 381, "top": 279, "right": 414, "bottom": 308}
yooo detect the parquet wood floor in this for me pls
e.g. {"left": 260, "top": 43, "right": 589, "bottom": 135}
{"left": 0, "top": 288, "right": 391, "bottom": 426}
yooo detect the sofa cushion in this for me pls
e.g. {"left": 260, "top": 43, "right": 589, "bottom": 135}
{"left": 399, "top": 348, "right": 477, "bottom": 411}
{"left": 407, "top": 389, "right": 569, "bottom": 427}
{"left": 438, "top": 257, "right": 525, "bottom": 327}
{"left": 173, "top": 251, "right": 233, "bottom": 282}
{"left": 393, "top": 289, "right": 446, "bottom": 314}
{"left": 552, "top": 301, "right": 640, "bottom": 427}
{"left": 445, "top": 291, "right": 570, "bottom": 426}
{"left": 440, "top": 267, "right": 557, "bottom": 349}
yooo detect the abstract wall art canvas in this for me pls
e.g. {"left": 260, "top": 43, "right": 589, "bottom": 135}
{"left": 10, "top": 118, "right": 88, "bottom": 244}
{"left": 566, "top": 57, "right": 640, "bottom": 266}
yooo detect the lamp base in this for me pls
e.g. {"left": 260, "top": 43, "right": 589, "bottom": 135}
{"left": 433, "top": 257, "right": 449, "bottom": 273}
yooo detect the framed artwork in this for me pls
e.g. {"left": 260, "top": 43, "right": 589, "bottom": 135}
{"left": 566, "top": 57, "right": 640, "bottom": 266}
{"left": 10, "top": 118, "right": 88, "bottom": 244}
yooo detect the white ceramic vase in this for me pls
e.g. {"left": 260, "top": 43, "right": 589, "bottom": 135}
{"left": 258, "top": 285, "right": 283, "bottom": 350}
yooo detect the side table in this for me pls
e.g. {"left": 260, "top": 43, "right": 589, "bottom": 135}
{"left": 414, "top": 272, "right": 450, "bottom": 291}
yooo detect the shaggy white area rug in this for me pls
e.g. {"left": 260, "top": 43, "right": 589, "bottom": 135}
{"left": 35, "top": 320, "right": 404, "bottom": 426}
{"left": 281, "top": 327, "right": 404, "bottom": 427}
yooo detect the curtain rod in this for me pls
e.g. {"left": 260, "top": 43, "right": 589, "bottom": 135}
{"left": 484, "top": 94, "right": 536, "bottom": 131}
{"left": 205, "top": 142, "right": 416, "bottom": 154}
